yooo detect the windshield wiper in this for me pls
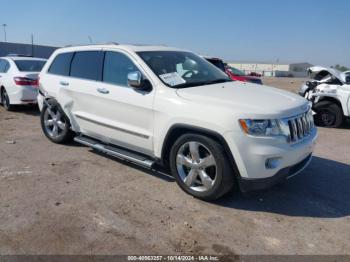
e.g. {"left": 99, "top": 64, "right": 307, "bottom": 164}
{"left": 204, "top": 79, "right": 232, "bottom": 85}
{"left": 174, "top": 78, "right": 232, "bottom": 89}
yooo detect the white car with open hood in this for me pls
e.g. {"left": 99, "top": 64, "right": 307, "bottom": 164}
{"left": 37, "top": 44, "right": 317, "bottom": 200}
{"left": 299, "top": 66, "right": 350, "bottom": 128}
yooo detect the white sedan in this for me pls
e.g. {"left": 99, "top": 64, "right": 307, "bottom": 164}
{"left": 0, "top": 56, "right": 46, "bottom": 111}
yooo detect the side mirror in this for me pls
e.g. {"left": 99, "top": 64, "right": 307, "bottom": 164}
{"left": 127, "top": 71, "right": 152, "bottom": 92}
{"left": 127, "top": 71, "right": 143, "bottom": 88}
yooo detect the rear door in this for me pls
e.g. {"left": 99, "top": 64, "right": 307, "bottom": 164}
{"left": 59, "top": 49, "right": 106, "bottom": 135}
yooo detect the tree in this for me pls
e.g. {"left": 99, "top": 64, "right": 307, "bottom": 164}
{"left": 331, "top": 64, "right": 349, "bottom": 72}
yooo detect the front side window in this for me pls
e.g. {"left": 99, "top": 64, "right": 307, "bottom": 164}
{"left": 48, "top": 52, "right": 74, "bottom": 76}
{"left": 103, "top": 51, "right": 138, "bottom": 86}
{"left": 15, "top": 60, "right": 45, "bottom": 72}
{"left": 137, "top": 51, "right": 231, "bottom": 88}
{"left": 70, "top": 51, "right": 104, "bottom": 81}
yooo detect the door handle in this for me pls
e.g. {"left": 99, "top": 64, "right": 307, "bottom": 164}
{"left": 60, "top": 81, "right": 69, "bottom": 86}
{"left": 97, "top": 88, "right": 110, "bottom": 94}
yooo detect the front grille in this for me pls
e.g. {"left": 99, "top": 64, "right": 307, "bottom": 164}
{"left": 283, "top": 111, "right": 314, "bottom": 143}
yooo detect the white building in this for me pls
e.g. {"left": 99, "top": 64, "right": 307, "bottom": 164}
{"left": 228, "top": 62, "right": 313, "bottom": 77}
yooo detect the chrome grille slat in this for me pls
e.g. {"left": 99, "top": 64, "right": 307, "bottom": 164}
{"left": 286, "top": 111, "right": 314, "bottom": 144}
{"left": 298, "top": 118, "right": 304, "bottom": 137}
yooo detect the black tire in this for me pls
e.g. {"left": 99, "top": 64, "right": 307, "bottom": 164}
{"left": 169, "top": 134, "right": 234, "bottom": 201}
{"left": 314, "top": 101, "right": 344, "bottom": 128}
{"left": 1, "top": 88, "right": 13, "bottom": 111}
{"left": 40, "top": 99, "right": 74, "bottom": 144}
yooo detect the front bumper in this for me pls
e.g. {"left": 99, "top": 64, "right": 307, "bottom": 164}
{"left": 223, "top": 128, "right": 317, "bottom": 191}
{"left": 239, "top": 154, "right": 312, "bottom": 192}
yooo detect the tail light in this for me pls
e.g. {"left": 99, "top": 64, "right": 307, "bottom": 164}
{"left": 14, "top": 77, "right": 39, "bottom": 87}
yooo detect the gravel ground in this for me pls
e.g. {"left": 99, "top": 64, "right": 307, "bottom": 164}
{"left": 0, "top": 77, "right": 349, "bottom": 255}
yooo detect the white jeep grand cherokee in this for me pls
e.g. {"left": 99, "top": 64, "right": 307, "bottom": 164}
{"left": 38, "top": 44, "right": 317, "bottom": 200}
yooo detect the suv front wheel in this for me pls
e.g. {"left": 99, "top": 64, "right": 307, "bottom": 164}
{"left": 314, "top": 101, "right": 344, "bottom": 128}
{"left": 169, "top": 134, "right": 234, "bottom": 201}
{"left": 40, "top": 99, "right": 74, "bottom": 143}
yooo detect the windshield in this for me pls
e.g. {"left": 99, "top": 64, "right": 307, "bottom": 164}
{"left": 228, "top": 67, "right": 245, "bottom": 76}
{"left": 137, "top": 51, "right": 231, "bottom": 88}
{"left": 15, "top": 60, "right": 46, "bottom": 72}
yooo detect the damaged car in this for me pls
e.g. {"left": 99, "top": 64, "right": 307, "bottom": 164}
{"left": 299, "top": 66, "right": 350, "bottom": 128}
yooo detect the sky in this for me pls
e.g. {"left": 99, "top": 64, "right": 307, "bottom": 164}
{"left": 1, "top": 0, "right": 349, "bottom": 67}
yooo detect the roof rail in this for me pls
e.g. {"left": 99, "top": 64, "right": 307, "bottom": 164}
{"left": 6, "top": 54, "right": 33, "bottom": 57}
{"left": 105, "top": 42, "right": 119, "bottom": 45}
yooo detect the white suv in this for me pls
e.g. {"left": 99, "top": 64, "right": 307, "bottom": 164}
{"left": 38, "top": 44, "right": 317, "bottom": 200}
{"left": 0, "top": 56, "right": 46, "bottom": 110}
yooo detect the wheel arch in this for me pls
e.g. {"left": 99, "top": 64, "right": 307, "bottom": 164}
{"left": 160, "top": 124, "right": 241, "bottom": 178}
{"left": 316, "top": 95, "right": 344, "bottom": 115}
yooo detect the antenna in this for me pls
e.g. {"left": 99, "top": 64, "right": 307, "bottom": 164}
{"left": 2, "top": 24, "right": 7, "bottom": 42}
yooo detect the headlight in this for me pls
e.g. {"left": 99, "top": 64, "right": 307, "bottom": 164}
{"left": 239, "top": 119, "right": 284, "bottom": 137}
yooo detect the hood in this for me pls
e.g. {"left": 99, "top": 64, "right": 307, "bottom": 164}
{"left": 308, "top": 66, "right": 347, "bottom": 83}
{"left": 176, "top": 81, "right": 308, "bottom": 118}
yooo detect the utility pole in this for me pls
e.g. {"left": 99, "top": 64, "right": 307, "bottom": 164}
{"left": 2, "top": 24, "right": 7, "bottom": 42}
{"left": 31, "top": 34, "right": 34, "bottom": 57}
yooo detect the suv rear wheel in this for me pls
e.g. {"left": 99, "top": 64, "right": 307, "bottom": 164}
{"left": 314, "top": 101, "right": 344, "bottom": 128}
{"left": 169, "top": 134, "right": 234, "bottom": 201}
{"left": 40, "top": 99, "right": 74, "bottom": 143}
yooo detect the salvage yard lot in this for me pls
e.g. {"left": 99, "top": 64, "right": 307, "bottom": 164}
{"left": 0, "top": 77, "right": 349, "bottom": 255}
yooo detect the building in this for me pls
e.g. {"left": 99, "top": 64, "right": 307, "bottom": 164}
{"left": 227, "top": 62, "right": 313, "bottom": 78}
{"left": 0, "top": 42, "right": 57, "bottom": 59}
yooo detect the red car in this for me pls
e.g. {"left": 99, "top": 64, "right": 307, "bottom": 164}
{"left": 204, "top": 57, "right": 263, "bottom": 85}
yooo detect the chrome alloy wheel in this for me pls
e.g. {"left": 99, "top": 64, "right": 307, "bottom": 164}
{"left": 43, "top": 107, "right": 67, "bottom": 138}
{"left": 176, "top": 141, "right": 217, "bottom": 192}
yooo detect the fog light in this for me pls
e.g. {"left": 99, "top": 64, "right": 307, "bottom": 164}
{"left": 265, "top": 158, "right": 281, "bottom": 169}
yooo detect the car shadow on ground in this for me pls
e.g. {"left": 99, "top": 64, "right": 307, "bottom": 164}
{"left": 10, "top": 104, "right": 40, "bottom": 116}
{"left": 90, "top": 149, "right": 175, "bottom": 182}
{"left": 339, "top": 119, "right": 350, "bottom": 129}
{"left": 214, "top": 156, "right": 350, "bottom": 218}
{"left": 89, "top": 147, "right": 350, "bottom": 218}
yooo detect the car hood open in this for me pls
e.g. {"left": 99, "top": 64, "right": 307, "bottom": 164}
{"left": 308, "top": 66, "right": 347, "bottom": 83}
{"left": 176, "top": 81, "right": 308, "bottom": 118}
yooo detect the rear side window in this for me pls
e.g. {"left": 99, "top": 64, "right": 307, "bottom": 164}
{"left": 0, "top": 59, "right": 6, "bottom": 73}
{"left": 103, "top": 51, "right": 138, "bottom": 86}
{"left": 70, "top": 51, "right": 103, "bottom": 81}
{"left": 48, "top": 52, "right": 74, "bottom": 76}
{"left": 4, "top": 61, "right": 10, "bottom": 72}
{"left": 15, "top": 60, "right": 46, "bottom": 72}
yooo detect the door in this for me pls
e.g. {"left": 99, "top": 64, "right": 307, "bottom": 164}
{"left": 68, "top": 50, "right": 155, "bottom": 155}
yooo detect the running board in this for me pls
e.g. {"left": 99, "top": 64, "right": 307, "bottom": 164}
{"left": 74, "top": 135, "right": 155, "bottom": 168}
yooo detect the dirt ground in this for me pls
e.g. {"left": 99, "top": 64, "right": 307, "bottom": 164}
{"left": 0, "top": 77, "right": 349, "bottom": 255}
